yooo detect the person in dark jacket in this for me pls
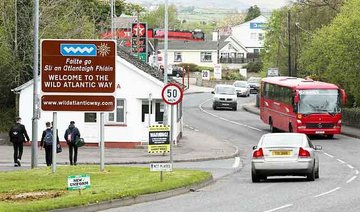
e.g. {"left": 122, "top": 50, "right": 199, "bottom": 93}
{"left": 64, "top": 121, "right": 80, "bottom": 165}
{"left": 40, "top": 122, "right": 60, "bottom": 166}
{"left": 8, "top": 117, "right": 30, "bottom": 167}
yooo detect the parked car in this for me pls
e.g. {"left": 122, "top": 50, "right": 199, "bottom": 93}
{"left": 233, "top": 81, "right": 250, "bottom": 97}
{"left": 212, "top": 84, "right": 237, "bottom": 111}
{"left": 247, "top": 77, "right": 261, "bottom": 94}
{"left": 251, "top": 133, "right": 322, "bottom": 182}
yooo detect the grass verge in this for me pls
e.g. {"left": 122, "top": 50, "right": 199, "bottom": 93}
{"left": 0, "top": 165, "right": 211, "bottom": 211}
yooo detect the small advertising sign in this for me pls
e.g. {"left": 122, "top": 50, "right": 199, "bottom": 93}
{"left": 150, "top": 163, "right": 172, "bottom": 172}
{"left": 239, "top": 68, "right": 247, "bottom": 78}
{"left": 67, "top": 174, "right": 91, "bottom": 190}
{"left": 148, "top": 125, "right": 170, "bottom": 153}
{"left": 213, "top": 64, "right": 222, "bottom": 80}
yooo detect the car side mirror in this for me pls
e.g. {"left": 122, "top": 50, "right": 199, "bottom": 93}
{"left": 252, "top": 145, "right": 257, "bottom": 150}
{"left": 314, "top": 145, "right": 322, "bottom": 151}
{"left": 211, "top": 91, "right": 215, "bottom": 94}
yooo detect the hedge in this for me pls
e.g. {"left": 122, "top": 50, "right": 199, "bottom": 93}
{"left": 342, "top": 108, "right": 360, "bottom": 128}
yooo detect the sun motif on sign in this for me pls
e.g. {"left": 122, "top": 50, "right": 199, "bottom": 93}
{"left": 97, "top": 43, "right": 111, "bottom": 56}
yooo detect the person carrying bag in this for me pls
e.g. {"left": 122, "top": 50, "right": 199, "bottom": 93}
{"left": 64, "top": 121, "right": 81, "bottom": 166}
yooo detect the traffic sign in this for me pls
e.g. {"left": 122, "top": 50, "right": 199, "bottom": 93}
{"left": 40, "top": 39, "right": 116, "bottom": 111}
{"left": 161, "top": 83, "right": 183, "bottom": 105}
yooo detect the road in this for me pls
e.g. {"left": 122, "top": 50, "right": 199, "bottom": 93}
{"left": 103, "top": 93, "right": 360, "bottom": 212}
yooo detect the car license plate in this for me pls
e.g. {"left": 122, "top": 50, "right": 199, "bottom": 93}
{"left": 315, "top": 131, "right": 325, "bottom": 134}
{"left": 222, "top": 103, "right": 229, "bottom": 106}
{"left": 272, "top": 150, "right": 291, "bottom": 156}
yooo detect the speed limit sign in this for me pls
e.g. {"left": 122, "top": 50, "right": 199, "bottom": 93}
{"left": 161, "top": 83, "right": 183, "bottom": 105}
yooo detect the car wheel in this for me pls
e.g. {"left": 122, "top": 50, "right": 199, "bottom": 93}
{"left": 327, "top": 134, "right": 334, "bottom": 139}
{"left": 307, "top": 164, "right": 316, "bottom": 181}
{"left": 233, "top": 106, "right": 237, "bottom": 111}
{"left": 247, "top": 93, "right": 250, "bottom": 97}
{"left": 213, "top": 105, "right": 217, "bottom": 110}
{"left": 269, "top": 119, "right": 277, "bottom": 133}
{"left": 251, "top": 170, "right": 260, "bottom": 183}
{"left": 289, "top": 124, "right": 293, "bottom": 133}
{"left": 176, "top": 73, "right": 180, "bottom": 77}
{"left": 315, "top": 166, "right": 319, "bottom": 179}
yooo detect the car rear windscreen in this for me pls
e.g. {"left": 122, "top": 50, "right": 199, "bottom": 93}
{"left": 261, "top": 134, "right": 304, "bottom": 147}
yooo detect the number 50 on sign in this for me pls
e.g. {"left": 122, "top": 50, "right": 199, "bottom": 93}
{"left": 161, "top": 83, "right": 183, "bottom": 105}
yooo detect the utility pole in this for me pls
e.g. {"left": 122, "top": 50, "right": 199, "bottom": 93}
{"left": 287, "top": 10, "right": 292, "bottom": 77}
{"left": 217, "top": 29, "right": 220, "bottom": 64}
{"left": 163, "top": 0, "right": 169, "bottom": 125}
{"left": 31, "top": 0, "right": 40, "bottom": 168}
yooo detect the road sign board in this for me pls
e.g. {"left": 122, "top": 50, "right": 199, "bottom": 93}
{"left": 150, "top": 163, "right": 172, "bottom": 172}
{"left": 40, "top": 39, "right": 116, "bottom": 111}
{"left": 41, "top": 95, "right": 115, "bottom": 111}
{"left": 67, "top": 174, "right": 91, "bottom": 190}
{"left": 148, "top": 125, "right": 170, "bottom": 154}
{"left": 161, "top": 83, "right": 183, "bottom": 105}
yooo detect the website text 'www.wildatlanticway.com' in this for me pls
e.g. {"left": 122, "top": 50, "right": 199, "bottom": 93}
{"left": 43, "top": 100, "right": 114, "bottom": 107}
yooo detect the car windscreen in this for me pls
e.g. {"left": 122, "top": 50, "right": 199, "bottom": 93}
{"left": 261, "top": 134, "right": 304, "bottom": 147}
{"left": 216, "top": 86, "right": 236, "bottom": 95}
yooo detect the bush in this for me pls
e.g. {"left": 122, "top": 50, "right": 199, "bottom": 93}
{"left": 222, "top": 70, "right": 246, "bottom": 80}
{"left": 244, "top": 61, "right": 263, "bottom": 73}
{"left": 178, "top": 63, "right": 198, "bottom": 72}
{"left": 0, "top": 107, "right": 15, "bottom": 133}
{"left": 196, "top": 66, "right": 213, "bottom": 72}
{"left": 342, "top": 107, "right": 360, "bottom": 128}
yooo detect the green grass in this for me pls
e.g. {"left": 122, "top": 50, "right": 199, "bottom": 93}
{"left": 0, "top": 166, "right": 211, "bottom": 211}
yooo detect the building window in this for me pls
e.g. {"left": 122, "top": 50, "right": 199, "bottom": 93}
{"left": 141, "top": 100, "right": 152, "bottom": 123}
{"left": 108, "top": 99, "right": 126, "bottom": 123}
{"left": 174, "top": 52, "right": 182, "bottom": 62}
{"left": 235, "top": 53, "right": 244, "bottom": 58}
{"left": 84, "top": 113, "right": 97, "bottom": 123}
{"left": 200, "top": 52, "right": 212, "bottom": 62}
{"left": 155, "top": 102, "right": 164, "bottom": 122}
{"left": 254, "top": 49, "right": 260, "bottom": 54}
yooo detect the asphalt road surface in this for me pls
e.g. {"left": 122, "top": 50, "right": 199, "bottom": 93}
{"left": 103, "top": 93, "right": 360, "bottom": 212}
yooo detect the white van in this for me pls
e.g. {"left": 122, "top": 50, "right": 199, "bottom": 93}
{"left": 212, "top": 84, "right": 238, "bottom": 111}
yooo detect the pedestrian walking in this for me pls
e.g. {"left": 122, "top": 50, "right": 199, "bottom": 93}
{"left": 8, "top": 117, "right": 30, "bottom": 167}
{"left": 64, "top": 121, "right": 81, "bottom": 165}
{"left": 40, "top": 122, "right": 59, "bottom": 166}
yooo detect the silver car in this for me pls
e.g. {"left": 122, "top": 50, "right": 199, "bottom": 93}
{"left": 233, "top": 81, "right": 250, "bottom": 97}
{"left": 251, "top": 133, "right": 322, "bottom": 182}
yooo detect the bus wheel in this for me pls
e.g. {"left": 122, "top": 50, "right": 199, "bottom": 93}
{"left": 289, "top": 124, "right": 293, "bottom": 132}
{"left": 269, "top": 119, "right": 276, "bottom": 133}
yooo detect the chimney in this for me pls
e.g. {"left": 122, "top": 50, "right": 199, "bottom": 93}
{"left": 212, "top": 31, "right": 219, "bottom": 41}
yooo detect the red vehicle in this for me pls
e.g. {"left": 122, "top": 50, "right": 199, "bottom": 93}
{"left": 260, "top": 77, "right": 346, "bottom": 138}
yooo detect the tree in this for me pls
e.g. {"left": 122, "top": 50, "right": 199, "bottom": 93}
{"left": 244, "top": 5, "right": 261, "bottom": 22}
{"left": 141, "top": 4, "right": 181, "bottom": 29}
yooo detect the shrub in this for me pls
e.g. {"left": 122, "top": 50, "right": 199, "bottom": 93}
{"left": 244, "top": 61, "right": 263, "bottom": 73}
{"left": 222, "top": 70, "right": 246, "bottom": 80}
{"left": 196, "top": 66, "right": 213, "bottom": 72}
{"left": 0, "top": 107, "right": 15, "bottom": 133}
{"left": 342, "top": 107, "right": 360, "bottom": 128}
{"left": 178, "top": 63, "right": 198, "bottom": 72}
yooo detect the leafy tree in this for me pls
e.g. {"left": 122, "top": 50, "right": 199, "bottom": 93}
{"left": 141, "top": 4, "right": 181, "bottom": 29}
{"left": 244, "top": 5, "right": 261, "bottom": 22}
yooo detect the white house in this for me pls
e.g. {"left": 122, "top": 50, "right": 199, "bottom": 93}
{"left": 231, "top": 15, "right": 268, "bottom": 54}
{"left": 13, "top": 49, "right": 183, "bottom": 148}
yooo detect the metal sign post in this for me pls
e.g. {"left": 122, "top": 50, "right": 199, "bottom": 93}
{"left": 161, "top": 83, "right": 183, "bottom": 168}
{"left": 52, "top": 112, "right": 57, "bottom": 173}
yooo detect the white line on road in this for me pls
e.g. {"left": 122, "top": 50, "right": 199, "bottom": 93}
{"left": 263, "top": 204, "right": 293, "bottom": 212}
{"left": 324, "top": 152, "right": 334, "bottom": 158}
{"left": 314, "top": 187, "right": 341, "bottom": 198}
{"left": 356, "top": 170, "right": 359, "bottom": 175}
{"left": 232, "top": 157, "right": 240, "bottom": 168}
{"left": 346, "top": 176, "right": 357, "bottom": 184}
{"left": 199, "top": 98, "right": 263, "bottom": 132}
{"left": 337, "top": 159, "right": 345, "bottom": 164}
{"left": 347, "top": 164, "right": 354, "bottom": 169}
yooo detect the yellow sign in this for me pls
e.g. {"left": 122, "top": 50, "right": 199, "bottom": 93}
{"left": 148, "top": 144, "right": 170, "bottom": 153}
{"left": 149, "top": 125, "right": 170, "bottom": 132}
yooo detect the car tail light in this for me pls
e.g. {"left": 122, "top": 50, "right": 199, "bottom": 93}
{"left": 299, "top": 147, "right": 310, "bottom": 157}
{"left": 253, "top": 148, "right": 264, "bottom": 158}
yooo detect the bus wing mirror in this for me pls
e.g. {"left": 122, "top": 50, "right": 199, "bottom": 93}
{"left": 340, "top": 89, "right": 347, "bottom": 104}
{"left": 294, "top": 92, "right": 299, "bottom": 104}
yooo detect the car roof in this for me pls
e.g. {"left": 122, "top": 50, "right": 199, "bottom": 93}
{"left": 234, "top": 81, "right": 247, "bottom": 83}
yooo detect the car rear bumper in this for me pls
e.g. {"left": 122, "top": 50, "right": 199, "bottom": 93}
{"left": 213, "top": 101, "right": 237, "bottom": 108}
{"left": 252, "top": 159, "right": 314, "bottom": 175}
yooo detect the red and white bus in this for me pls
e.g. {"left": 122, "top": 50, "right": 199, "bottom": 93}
{"left": 260, "top": 77, "right": 346, "bottom": 138}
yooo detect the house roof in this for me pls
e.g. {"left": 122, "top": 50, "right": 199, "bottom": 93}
{"left": 157, "top": 35, "right": 229, "bottom": 51}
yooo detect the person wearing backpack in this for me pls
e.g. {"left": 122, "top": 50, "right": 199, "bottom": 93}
{"left": 8, "top": 117, "right": 30, "bottom": 167}
{"left": 64, "top": 121, "right": 81, "bottom": 165}
{"left": 40, "top": 122, "right": 60, "bottom": 166}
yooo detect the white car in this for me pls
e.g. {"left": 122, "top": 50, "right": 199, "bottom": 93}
{"left": 233, "top": 81, "right": 250, "bottom": 97}
{"left": 251, "top": 133, "right": 322, "bottom": 182}
{"left": 212, "top": 84, "right": 237, "bottom": 111}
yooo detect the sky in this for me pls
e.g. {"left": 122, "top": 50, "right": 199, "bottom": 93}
{"left": 239, "top": 0, "right": 291, "bottom": 10}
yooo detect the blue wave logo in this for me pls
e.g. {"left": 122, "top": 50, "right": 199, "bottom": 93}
{"left": 60, "top": 44, "right": 97, "bottom": 56}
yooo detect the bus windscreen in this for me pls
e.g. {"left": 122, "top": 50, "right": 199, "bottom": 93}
{"left": 298, "top": 90, "right": 340, "bottom": 115}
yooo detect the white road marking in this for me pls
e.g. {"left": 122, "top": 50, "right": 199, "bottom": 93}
{"left": 347, "top": 164, "right": 354, "bottom": 169}
{"left": 346, "top": 176, "right": 357, "bottom": 184}
{"left": 263, "top": 204, "right": 293, "bottom": 212}
{"left": 314, "top": 187, "right": 341, "bottom": 198}
{"left": 337, "top": 159, "right": 345, "bottom": 164}
{"left": 232, "top": 157, "right": 240, "bottom": 168}
{"left": 324, "top": 152, "right": 334, "bottom": 158}
{"left": 355, "top": 170, "right": 359, "bottom": 175}
{"left": 199, "top": 98, "right": 263, "bottom": 132}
